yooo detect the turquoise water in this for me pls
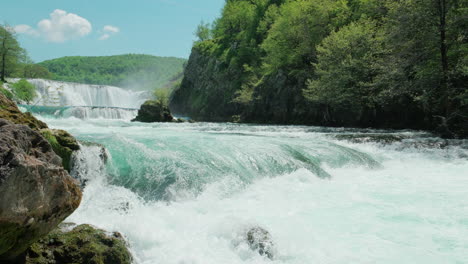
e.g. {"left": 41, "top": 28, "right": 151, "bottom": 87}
{"left": 38, "top": 116, "right": 468, "bottom": 264}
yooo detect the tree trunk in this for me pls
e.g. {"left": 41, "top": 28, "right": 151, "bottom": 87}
{"left": 1, "top": 52, "right": 6, "bottom": 82}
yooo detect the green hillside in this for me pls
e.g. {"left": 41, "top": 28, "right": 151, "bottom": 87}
{"left": 39, "top": 54, "right": 186, "bottom": 91}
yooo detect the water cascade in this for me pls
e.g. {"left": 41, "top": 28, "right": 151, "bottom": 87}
{"left": 36, "top": 116, "right": 468, "bottom": 264}
{"left": 21, "top": 79, "right": 148, "bottom": 120}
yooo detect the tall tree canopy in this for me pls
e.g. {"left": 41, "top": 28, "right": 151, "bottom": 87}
{"left": 174, "top": 0, "right": 468, "bottom": 137}
{"left": 0, "top": 25, "right": 24, "bottom": 82}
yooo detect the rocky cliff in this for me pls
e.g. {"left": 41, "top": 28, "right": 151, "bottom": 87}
{"left": 170, "top": 48, "right": 433, "bottom": 130}
{"left": 170, "top": 48, "right": 242, "bottom": 122}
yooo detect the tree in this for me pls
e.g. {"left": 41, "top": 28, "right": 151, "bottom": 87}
{"left": 0, "top": 24, "right": 24, "bottom": 82}
{"left": 261, "top": 0, "right": 350, "bottom": 74}
{"left": 380, "top": 0, "right": 467, "bottom": 119}
{"left": 195, "top": 21, "right": 212, "bottom": 42}
{"left": 304, "top": 20, "right": 384, "bottom": 115}
{"left": 21, "top": 64, "right": 53, "bottom": 79}
{"left": 11, "top": 79, "right": 36, "bottom": 103}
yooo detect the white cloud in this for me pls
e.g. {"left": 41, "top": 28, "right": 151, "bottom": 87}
{"left": 14, "top": 9, "right": 92, "bottom": 43}
{"left": 38, "top": 9, "right": 92, "bottom": 42}
{"left": 103, "top": 25, "right": 119, "bottom": 33}
{"left": 99, "top": 25, "right": 119, "bottom": 41}
{"left": 99, "top": 34, "right": 110, "bottom": 41}
{"left": 13, "top": 25, "right": 39, "bottom": 36}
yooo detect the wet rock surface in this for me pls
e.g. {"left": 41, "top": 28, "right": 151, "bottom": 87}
{"left": 246, "top": 227, "right": 275, "bottom": 260}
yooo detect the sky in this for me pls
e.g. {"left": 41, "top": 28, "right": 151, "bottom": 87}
{"left": 1, "top": 0, "right": 225, "bottom": 62}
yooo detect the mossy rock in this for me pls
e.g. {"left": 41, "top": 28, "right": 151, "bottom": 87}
{"left": 24, "top": 224, "right": 132, "bottom": 264}
{"left": 40, "top": 129, "right": 80, "bottom": 172}
{"left": 0, "top": 93, "right": 47, "bottom": 131}
{"left": 132, "top": 100, "right": 174, "bottom": 123}
{"left": 0, "top": 93, "right": 80, "bottom": 172}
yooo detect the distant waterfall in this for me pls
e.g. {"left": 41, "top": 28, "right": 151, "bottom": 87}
{"left": 18, "top": 79, "right": 149, "bottom": 120}
{"left": 28, "top": 79, "right": 147, "bottom": 108}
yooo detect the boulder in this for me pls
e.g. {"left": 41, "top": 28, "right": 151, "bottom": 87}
{"left": 0, "top": 119, "right": 82, "bottom": 261}
{"left": 132, "top": 100, "right": 174, "bottom": 123}
{"left": 246, "top": 227, "right": 275, "bottom": 259}
{"left": 0, "top": 93, "right": 80, "bottom": 172}
{"left": 24, "top": 224, "right": 132, "bottom": 264}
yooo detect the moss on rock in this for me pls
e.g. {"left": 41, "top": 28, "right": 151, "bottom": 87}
{"left": 40, "top": 129, "right": 80, "bottom": 172}
{"left": 132, "top": 100, "right": 174, "bottom": 123}
{"left": 0, "top": 93, "right": 80, "bottom": 172}
{"left": 0, "top": 93, "right": 47, "bottom": 131}
{"left": 24, "top": 224, "right": 132, "bottom": 264}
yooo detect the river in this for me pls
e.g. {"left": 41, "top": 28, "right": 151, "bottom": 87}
{"left": 34, "top": 116, "right": 468, "bottom": 264}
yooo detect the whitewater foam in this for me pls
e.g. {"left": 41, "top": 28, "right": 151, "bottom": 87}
{"left": 39, "top": 119, "right": 468, "bottom": 264}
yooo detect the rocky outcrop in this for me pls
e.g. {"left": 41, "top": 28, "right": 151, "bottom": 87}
{"left": 0, "top": 93, "right": 80, "bottom": 171}
{"left": 24, "top": 224, "right": 132, "bottom": 264}
{"left": 132, "top": 100, "right": 174, "bottom": 123}
{"left": 0, "top": 93, "right": 47, "bottom": 131}
{"left": 0, "top": 119, "right": 82, "bottom": 261}
{"left": 246, "top": 227, "right": 275, "bottom": 260}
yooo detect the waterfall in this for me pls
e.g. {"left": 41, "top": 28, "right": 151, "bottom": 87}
{"left": 16, "top": 79, "right": 149, "bottom": 120}
{"left": 28, "top": 79, "right": 147, "bottom": 108}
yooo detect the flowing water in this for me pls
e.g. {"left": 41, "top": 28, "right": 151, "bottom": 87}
{"left": 16, "top": 79, "right": 146, "bottom": 119}
{"left": 32, "top": 114, "right": 468, "bottom": 264}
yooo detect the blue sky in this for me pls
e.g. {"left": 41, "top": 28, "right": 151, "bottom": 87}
{"left": 1, "top": 0, "right": 225, "bottom": 62}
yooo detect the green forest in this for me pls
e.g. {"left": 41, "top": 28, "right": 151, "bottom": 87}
{"left": 171, "top": 0, "right": 468, "bottom": 138}
{"left": 40, "top": 54, "right": 186, "bottom": 90}
{"left": 1, "top": 24, "right": 186, "bottom": 96}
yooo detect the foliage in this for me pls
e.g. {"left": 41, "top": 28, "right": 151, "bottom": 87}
{"left": 11, "top": 79, "right": 36, "bottom": 103}
{"left": 18, "top": 64, "right": 53, "bottom": 79}
{"left": 154, "top": 88, "right": 171, "bottom": 107}
{"left": 304, "top": 20, "right": 384, "bottom": 112}
{"left": 233, "top": 64, "right": 261, "bottom": 105}
{"left": 0, "top": 24, "right": 26, "bottom": 82}
{"left": 39, "top": 54, "right": 186, "bottom": 90}
{"left": 261, "top": 0, "right": 350, "bottom": 74}
{"left": 195, "top": 21, "right": 212, "bottom": 42}
{"left": 178, "top": 0, "right": 468, "bottom": 137}
{"left": 0, "top": 83, "right": 13, "bottom": 99}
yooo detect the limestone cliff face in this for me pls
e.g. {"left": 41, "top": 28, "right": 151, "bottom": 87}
{"left": 169, "top": 47, "right": 322, "bottom": 125}
{"left": 170, "top": 48, "right": 242, "bottom": 122}
{"left": 0, "top": 119, "right": 82, "bottom": 260}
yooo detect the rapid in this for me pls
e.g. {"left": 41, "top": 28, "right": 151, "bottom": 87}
{"left": 23, "top": 80, "right": 468, "bottom": 263}
{"left": 39, "top": 118, "right": 468, "bottom": 264}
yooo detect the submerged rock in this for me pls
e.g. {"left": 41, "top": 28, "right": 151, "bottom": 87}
{"left": 132, "top": 100, "right": 174, "bottom": 123}
{"left": 246, "top": 227, "right": 275, "bottom": 260}
{"left": 24, "top": 224, "right": 132, "bottom": 264}
{"left": 0, "top": 119, "right": 82, "bottom": 261}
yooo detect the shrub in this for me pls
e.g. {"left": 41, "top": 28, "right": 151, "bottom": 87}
{"left": 12, "top": 79, "right": 36, "bottom": 103}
